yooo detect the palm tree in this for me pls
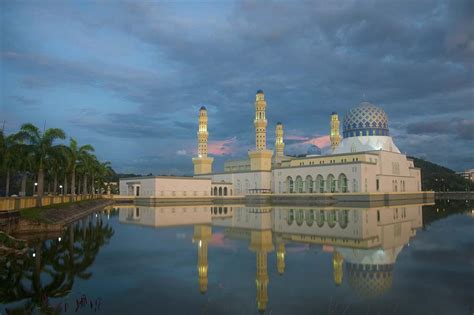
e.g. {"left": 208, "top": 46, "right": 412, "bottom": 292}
{"left": 66, "top": 138, "right": 94, "bottom": 196}
{"left": 47, "top": 145, "right": 68, "bottom": 195}
{"left": 16, "top": 123, "right": 66, "bottom": 196}
{"left": 0, "top": 131, "right": 21, "bottom": 196}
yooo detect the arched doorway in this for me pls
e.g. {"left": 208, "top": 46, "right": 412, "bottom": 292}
{"left": 295, "top": 176, "right": 303, "bottom": 193}
{"left": 327, "top": 174, "right": 336, "bottom": 193}
{"left": 224, "top": 187, "right": 228, "bottom": 196}
{"left": 316, "top": 175, "right": 324, "bottom": 193}
{"left": 219, "top": 187, "right": 223, "bottom": 196}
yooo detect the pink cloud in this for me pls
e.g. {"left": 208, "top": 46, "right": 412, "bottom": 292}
{"left": 303, "top": 135, "right": 331, "bottom": 148}
{"left": 286, "top": 135, "right": 309, "bottom": 141}
{"left": 208, "top": 137, "right": 237, "bottom": 155}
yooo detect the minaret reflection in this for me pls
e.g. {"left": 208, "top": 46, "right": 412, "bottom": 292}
{"left": 193, "top": 224, "right": 212, "bottom": 294}
{"left": 275, "top": 238, "right": 286, "bottom": 275}
{"left": 332, "top": 250, "right": 344, "bottom": 286}
{"left": 249, "top": 230, "right": 274, "bottom": 313}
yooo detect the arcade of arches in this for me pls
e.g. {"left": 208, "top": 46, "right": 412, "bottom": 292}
{"left": 287, "top": 209, "right": 350, "bottom": 229}
{"left": 285, "top": 173, "right": 349, "bottom": 193}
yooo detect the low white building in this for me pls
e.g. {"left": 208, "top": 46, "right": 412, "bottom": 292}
{"left": 119, "top": 176, "right": 212, "bottom": 197}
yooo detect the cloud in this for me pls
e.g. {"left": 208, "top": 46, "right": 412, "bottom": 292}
{"left": 406, "top": 118, "right": 474, "bottom": 141}
{"left": 176, "top": 149, "right": 187, "bottom": 156}
{"left": 2, "top": 0, "right": 473, "bottom": 173}
{"left": 208, "top": 137, "right": 238, "bottom": 156}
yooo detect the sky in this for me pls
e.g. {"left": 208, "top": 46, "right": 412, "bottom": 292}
{"left": 1, "top": 0, "right": 473, "bottom": 174}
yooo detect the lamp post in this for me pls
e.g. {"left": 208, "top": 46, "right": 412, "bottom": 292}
{"left": 59, "top": 185, "right": 63, "bottom": 195}
{"left": 34, "top": 182, "right": 38, "bottom": 195}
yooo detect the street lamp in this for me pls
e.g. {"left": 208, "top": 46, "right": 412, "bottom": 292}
{"left": 59, "top": 185, "right": 63, "bottom": 195}
{"left": 34, "top": 182, "right": 38, "bottom": 195}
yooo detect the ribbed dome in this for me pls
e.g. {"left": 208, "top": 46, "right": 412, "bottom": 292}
{"left": 200, "top": 105, "right": 207, "bottom": 111}
{"left": 343, "top": 102, "right": 389, "bottom": 138}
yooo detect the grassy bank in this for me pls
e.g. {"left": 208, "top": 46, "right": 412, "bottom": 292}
{"left": 20, "top": 199, "right": 109, "bottom": 223}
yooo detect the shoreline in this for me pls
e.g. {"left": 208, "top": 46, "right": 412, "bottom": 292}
{"left": 0, "top": 199, "right": 114, "bottom": 237}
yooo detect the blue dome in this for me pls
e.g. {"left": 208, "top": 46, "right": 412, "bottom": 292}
{"left": 256, "top": 89, "right": 264, "bottom": 94}
{"left": 343, "top": 102, "right": 389, "bottom": 138}
{"left": 200, "top": 106, "right": 207, "bottom": 111}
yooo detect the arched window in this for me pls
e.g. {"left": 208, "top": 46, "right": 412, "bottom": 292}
{"left": 219, "top": 187, "right": 223, "bottom": 196}
{"left": 306, "top": 210, "right": 315, "bottom": 226}
{"left": 224, "top": 187, "right": 228, "bottom": 196}
{"left": 338, "top": 210, "right": 349, "bottom": 229}
{"left": 214, "top": 187, "right": 218, "bottom": 196}
{"left": 224, "top": 207, "right": 228, "bottom": 214}
{"left": 327, "top": 174, "right": 336, "bottom": 193}
{"left": 338, "top": 174, "right": 348, "bottom": 193}
{"left": 219, "top": 207, "right": 222, "bottom": 214}
{"left": 287, "top": 209, "right": 295, "bottom": 225}
{"left": 328, "top": 210, "right": 337, "bottom": 228}
{"left": 211, "top": 189, "right": 213, "bottom": 196}
{"left": 316, "top": 175, "right": 324, "bottom": 193}
{"left": 295, "top": 176, "right": 303, "bottom": 193}
{"left": 296, "top": 209, "right": 304, "bottom": 226}
{"left": 305, "top": 175, "right": 313, "bottom": 193}
{"left": 286, "top": 176, "right": 294, "bottom": 193}
{"left": 316, "top": 210, "right": 325, "bottom": 227}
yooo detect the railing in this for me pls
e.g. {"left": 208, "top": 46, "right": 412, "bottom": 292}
{"left": 0, "top": 194, "right": 103, "bottom": 211}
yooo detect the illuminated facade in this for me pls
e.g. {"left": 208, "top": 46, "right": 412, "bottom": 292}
{"left": 196, "top": 90, "right": 422, "bottom": 195}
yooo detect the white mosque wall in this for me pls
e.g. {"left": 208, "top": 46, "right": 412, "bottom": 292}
{"left": 119, "top": 176, "right": 212, "bottom": 197}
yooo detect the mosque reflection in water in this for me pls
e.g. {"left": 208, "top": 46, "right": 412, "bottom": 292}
{"left": 118, "top": 203, "right": 424, "bottom": 313}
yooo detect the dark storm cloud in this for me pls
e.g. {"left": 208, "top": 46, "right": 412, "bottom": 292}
{"left": 406, "top": 118, "right": 474, "bottom": 140}
{"left": 2, "top": 0, "right": 473, "bottom": 173}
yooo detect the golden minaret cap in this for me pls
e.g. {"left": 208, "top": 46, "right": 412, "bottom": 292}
{"left": 254, "top": 90, "right": 268, "bottom": 151}
{"left": 330, "top": 112, "right": 341, "bottom": 152}
{"left": 275, "top": 122, "right": 285, "bottom": 157}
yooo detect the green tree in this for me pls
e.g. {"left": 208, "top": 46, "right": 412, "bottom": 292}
{"left": 66, "top": 138, "right": 94, "bottom": 195}
{"left": 16, "top": 123, "right": 66, "bottom": 196}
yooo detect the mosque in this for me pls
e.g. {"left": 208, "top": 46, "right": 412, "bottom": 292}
{"left": 193, "top": 90, "right": 421, "bottom": 195}
{"left": 120, "top": 90, "right": 424, "bottom": 198}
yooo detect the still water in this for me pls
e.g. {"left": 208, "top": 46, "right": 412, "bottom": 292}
{"left": 1, "top": 200, "right": 473, "bottom": 315}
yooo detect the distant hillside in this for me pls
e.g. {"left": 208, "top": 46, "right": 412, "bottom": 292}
{"left": 409, "top": 156, "right": 472, "bottom": 191}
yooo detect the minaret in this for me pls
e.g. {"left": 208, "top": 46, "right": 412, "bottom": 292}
{"left": 248, "top": 90, "right": 273, "bottom": 172}
{"left": 255, "top": 90, "right": 267, "bottom": 150}
{"left": 198, "top": 106, "right": 209, "bottom": 157}
{"left": 193, "top": 225, "right": 212, "bottom": 294}
{"left": 275, "top": 122, "right": 285, "bottom": 158}
{"left": 333, "top": 250, "right": 344, "bottom": 286}
{"left": 192, "top": 106, "right": 214, "bottom": 175}
{"left": 330, "top": 112, "right": 341, "bottom": 152}
{"left": 249, "top": 230, "right": 274, "bottom": 313}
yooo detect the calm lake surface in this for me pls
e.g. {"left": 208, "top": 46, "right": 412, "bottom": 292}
{"left": 1, "top": 200, "right": 473, "bottom": 315}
